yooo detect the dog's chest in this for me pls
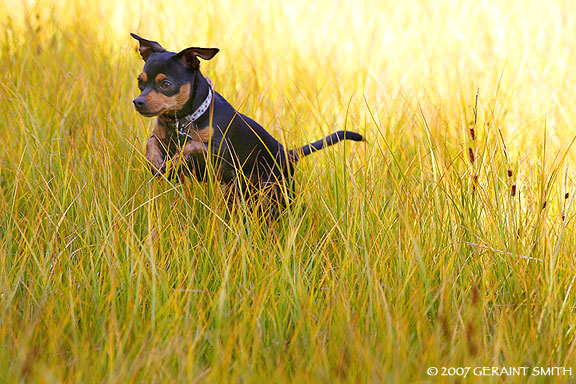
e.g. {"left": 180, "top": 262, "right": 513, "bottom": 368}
{"left": 184, "top": 123, "right": 212, "bottom": 143}
{"left": 153, "top": 119, "right": 212, "bottom": 145}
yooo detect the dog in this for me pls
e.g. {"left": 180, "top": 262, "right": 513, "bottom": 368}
{"left": 131, "top": 33, "right": 363, "bottom": 212}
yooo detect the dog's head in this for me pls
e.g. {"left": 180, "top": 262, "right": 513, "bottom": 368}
{"left": 130, "top": 33, "right": 219, "bottom": 118}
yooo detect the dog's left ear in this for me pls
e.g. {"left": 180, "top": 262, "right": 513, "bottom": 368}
{"left": 131, "top": 33, "right": 166, "bottom": 61}
{"left": 174, "top": 47, "right": 220, "bottom": 70}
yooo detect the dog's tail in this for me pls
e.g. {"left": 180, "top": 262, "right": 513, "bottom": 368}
{"left": 289, "top": 130, "right": 364, "bottom": 161}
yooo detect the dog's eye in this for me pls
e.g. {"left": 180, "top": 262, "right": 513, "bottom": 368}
{"left": 160, "top": 80, "right": 173, "bottom": 90}
{"left": 137, "top": 78, "right": 145, "bottom": 90}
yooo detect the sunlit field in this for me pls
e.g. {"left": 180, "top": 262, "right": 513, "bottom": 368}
{"left": 1, "top": 0, "right": 576, "bottom": 382}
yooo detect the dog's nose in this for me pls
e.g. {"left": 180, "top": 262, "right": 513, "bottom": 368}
{"left": 133, "top": 97, "right": 146, "bottom": 109}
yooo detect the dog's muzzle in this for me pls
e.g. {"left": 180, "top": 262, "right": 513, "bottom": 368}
{"left": 133, "top": 96, "right": 146, "bottom": 109}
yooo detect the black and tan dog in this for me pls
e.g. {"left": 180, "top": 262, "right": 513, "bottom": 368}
{"left": 131, "top": 33, "right": 363, "bottom": 211}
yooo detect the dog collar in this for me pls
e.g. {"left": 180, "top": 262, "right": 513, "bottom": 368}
{"left": 161, "top": 77, "right": 214, "bottom": 141}
{"left": 174, "top": 87, "right": 212, "bottom": 139}
{"left": 187, "top": 77, "right": 214, "bottom": 122}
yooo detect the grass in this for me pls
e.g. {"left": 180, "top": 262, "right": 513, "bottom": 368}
{"left": 1, "top": 0, "right": 576, "bottom": 382}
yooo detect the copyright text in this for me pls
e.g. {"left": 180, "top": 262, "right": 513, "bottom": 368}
{"left": 426, "top": 366, "right": 572, "bottom": 378}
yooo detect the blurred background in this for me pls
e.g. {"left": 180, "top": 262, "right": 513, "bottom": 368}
{"left": 2, "top": 0, "right": 576, "bottom": 155}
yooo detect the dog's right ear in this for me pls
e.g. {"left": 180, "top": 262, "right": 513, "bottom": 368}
{"left": 174, "top": 47, "right": 220, "bottom": 71}
{"left": 130, "top": 33, "right": 166, "bottom": 61}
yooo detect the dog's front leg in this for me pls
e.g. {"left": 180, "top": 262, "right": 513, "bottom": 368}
{"left": 172, "top": 140, "right": 208, "bottom": 178}
{"left": 146, "top": 136, "right": 166, "bottom": 178}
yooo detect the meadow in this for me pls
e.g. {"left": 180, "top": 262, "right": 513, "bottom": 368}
{"left": 1, "top": 0, "right": 576, "bottom": 382}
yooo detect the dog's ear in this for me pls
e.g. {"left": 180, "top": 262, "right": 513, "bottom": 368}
{"left": 174, "top": 47, "right": 219, "bottom": 70}
{"left": 130, "top": 33, "right": 166, "bottom": 61}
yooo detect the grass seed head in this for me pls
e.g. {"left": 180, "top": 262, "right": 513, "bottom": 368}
{"left": 471, "top": 284, "right": 480, "bottom": 306}
{"left": 466, "top": 322, "right": 478, "bottom": 356}
{"left": 468, "top": 148, "right": 475, "bottom": 164}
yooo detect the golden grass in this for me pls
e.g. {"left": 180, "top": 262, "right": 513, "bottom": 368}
{"left": 1, "top": 0, "right": 576, "bottom": 382}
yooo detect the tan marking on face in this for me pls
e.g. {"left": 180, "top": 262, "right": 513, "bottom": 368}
{"left": 174, "top": 83, "right": 190, "bottom": 107}
{"left": 140, "top": 83, "right": 191, "bottom": 115}
{"left": 139, "top": 72, "right": 148, "bottom": 82}
{"left": 155, "top": 73, "right": 166, "bottom": 83}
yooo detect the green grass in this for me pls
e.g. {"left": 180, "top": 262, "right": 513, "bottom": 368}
{"left": 1, "top": 0, "right": 576, "bottom": 382}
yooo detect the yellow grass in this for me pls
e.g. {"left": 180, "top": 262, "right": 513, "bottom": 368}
{"left": 1, "top": 0, "right": 576, "bottom": 382}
